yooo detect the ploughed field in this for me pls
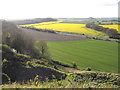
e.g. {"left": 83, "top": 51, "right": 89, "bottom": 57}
{"left": 22, "top": 28, "right": 88, "bottom": 41}
{"left": 47, "top": 40, "right": 118, "bottom": 73}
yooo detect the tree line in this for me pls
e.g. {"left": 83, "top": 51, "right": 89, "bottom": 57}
{"left": 86, "top": 23, "right": 120, "bottom": 39}
{"left": 13, "top": 18, "right": 57, "bottom": 25}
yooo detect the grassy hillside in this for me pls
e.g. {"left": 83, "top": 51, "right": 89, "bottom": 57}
{"left": 48, "top": 40, "right": 118, "bottom": 73}
{"left": 3, "top": 71, "right": 120, "bottom": 88}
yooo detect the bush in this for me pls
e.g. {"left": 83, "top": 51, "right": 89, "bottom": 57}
{"left": 72, "top": 62, "right": 77, "bottom": 69}
{"left": 35, "top": 41, "right": 50, "bottom": 59}
{"left": 86, "top": 67, "right": 91, "bottom": 71}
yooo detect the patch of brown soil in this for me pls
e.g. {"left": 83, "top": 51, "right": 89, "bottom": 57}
{"left": 22, "top": 28, "right": 88, "bottom": 41}
{"left": 69, "top": 68, "right": 90, "bottom": 73}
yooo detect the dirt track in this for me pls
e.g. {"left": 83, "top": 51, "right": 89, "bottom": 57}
{"left": 22, "top": 28, "right": 88, "bottom": 41}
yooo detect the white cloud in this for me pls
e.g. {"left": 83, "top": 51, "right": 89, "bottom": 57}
{"left": 0, "top": 0, "right": 119, "bottom": 20}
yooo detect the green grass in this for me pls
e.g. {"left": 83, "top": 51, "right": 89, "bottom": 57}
{"left": 47, "top": 40, "right": 118, "bottom": 73}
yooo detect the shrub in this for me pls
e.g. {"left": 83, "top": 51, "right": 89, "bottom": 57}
{"left": 86, "top": 67, "right": 91, "bottom": 71}
{"left": 35, "top": 41, "right": 51, "bottom": 59}
{"left": 72, "top": 62, "right": 77, "bottom": 69}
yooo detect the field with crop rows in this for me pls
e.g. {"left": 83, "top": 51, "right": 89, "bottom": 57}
{"left": 20, "top": 21, "right": 108, "bottom": 38}
{"left": 48, "top": 40, "right": 118, "bottom": 73}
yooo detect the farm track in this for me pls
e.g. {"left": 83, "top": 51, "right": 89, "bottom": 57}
{"left": 21, "top": 28, "right": 88, "bottom": 41}
{"left": 69, "top": 68, "right": 90, "bottom": 73}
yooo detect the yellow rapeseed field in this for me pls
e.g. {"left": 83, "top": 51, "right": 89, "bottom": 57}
{"left": 20, "top": 21, "right": 108, "bottom": 37}
{"left": 21, "top": 21, "right": 62, "bottom": 27}
{"left": 100, "top": 25, "right": 120, "bottom": 33}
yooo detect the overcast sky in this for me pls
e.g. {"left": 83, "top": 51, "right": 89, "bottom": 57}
{"left": 0, "top": 0, "right": 119, "bottom": 20}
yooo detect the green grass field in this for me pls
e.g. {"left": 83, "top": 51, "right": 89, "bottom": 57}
{"left": 48, "top": 40, "right": 118, "bottom": 73}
